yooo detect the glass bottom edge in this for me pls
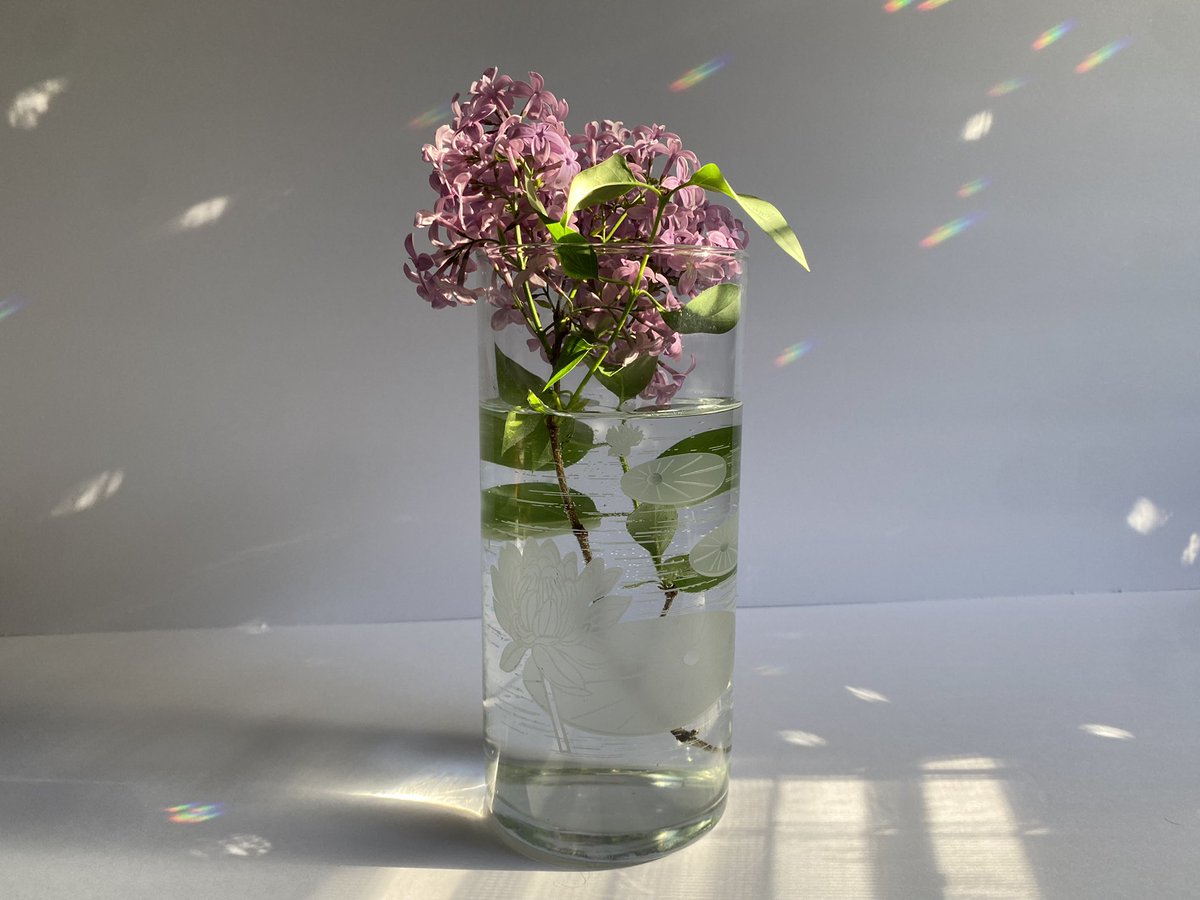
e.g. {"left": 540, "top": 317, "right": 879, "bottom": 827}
{"left": 487, "top": 788, "right": 727, "bottom": 868}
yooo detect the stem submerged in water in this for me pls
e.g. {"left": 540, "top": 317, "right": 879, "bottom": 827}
{"left": 545, "top": 413, "right": 592, "bottom": 565}
{"left": 542, "top": 670, "right": 572, "bottom": 753}
{"left": 533, "top": 250, "right": 724, "bottom": 757}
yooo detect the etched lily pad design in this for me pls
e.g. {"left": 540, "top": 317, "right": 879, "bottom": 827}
{"left": 659, "top": 426, "right": 740, "bottom": 498}
{"left": 522, "top": 610, "right": 735, "bottom": 736}
{"left": 659, "top": 554, "right": 736, "bottom": 594}
{"left": 620, "top": 452, "right": 726, "bottom": 506}
{"left": 689, "top": 513, "right": 739, "bottom": 577}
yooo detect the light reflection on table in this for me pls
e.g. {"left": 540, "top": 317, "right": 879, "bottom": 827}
{"left": 1, "top": 593, "right": 1197, "bottom": 898}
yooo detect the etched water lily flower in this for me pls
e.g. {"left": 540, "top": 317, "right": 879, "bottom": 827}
{"left": 605, "top": 422, "right": 644, "bottom": 458}
{"left": 490, "top": 540, "right": 630, "bottom": 694}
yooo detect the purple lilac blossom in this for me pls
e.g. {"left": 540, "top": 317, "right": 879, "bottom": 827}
{"left": 405, "top": 68, "right": 747, "bottom": 402}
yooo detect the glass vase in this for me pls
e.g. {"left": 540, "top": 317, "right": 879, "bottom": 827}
{"left": 475, "top": 243, "right": 744, "bottom": 865}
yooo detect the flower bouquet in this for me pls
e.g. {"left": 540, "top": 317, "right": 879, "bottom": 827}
{"left": 406, "top": 68, "right": 807, "bottom": 864}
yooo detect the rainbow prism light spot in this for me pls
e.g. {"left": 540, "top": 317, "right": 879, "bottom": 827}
{"left": 1032, "top": 21, "right": 1074, "bottom": 51}
{"left": 1075, "top": 38, "right": 1131, "bottom": 74}
{"left": 670, "top": 56, "right": 729, "bottom": 93}
{"left": 883, "top": 0, "right": 915, "bottom": 12}
{"left": 0, "top": 297, "right": 24, "bottom": 322}
{"left": 987, "top": 77, "right": 1028, "bottom": 98}
{"left": 774, "top": 341, "right": 813, "bottom": 368}
{"left": 919, "top": 215, "right": 976, "bottom": 248}
{"left": 166, "top": 803, "right": 226, "bottom": 824}
{"left": 956, "top": 178, "right": 990, "bottom": 198}
{"left": 917, "top": 0, "right": 955, "bottom": 10}
{"left": 408, "top": 104, "right": 452, "bottom": 129}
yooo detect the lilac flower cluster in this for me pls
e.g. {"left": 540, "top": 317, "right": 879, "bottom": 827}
{"left": 405, "top": 68, "right": 748, "bottom": 404}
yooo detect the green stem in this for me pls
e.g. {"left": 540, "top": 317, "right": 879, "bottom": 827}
{"left": 512, "top": 224, "right": 556, "bottom": 363}
{"left": 601, "top": 208, "right": 631, "bottom": 242}
{"left": 618, "top": 454, "right": 640, "bottom": 512}
{"left": 542, "top": 668, "right": 572, "bottom": 753}
{"left": 570, "top": 197, "right": 671, "bottom": 402}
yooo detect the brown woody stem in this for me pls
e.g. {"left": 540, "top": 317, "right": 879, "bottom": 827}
{"left": 545, "top": 413, "right": 592, "bottom": 564}
{"left": 659, "top": 588, "right": 679, "bottom": 617}
{"left": 671, "top": 728, "right": 730, "bottom": 754}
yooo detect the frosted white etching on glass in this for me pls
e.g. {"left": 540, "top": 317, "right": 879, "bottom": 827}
{"left": 490, "top": 538, "right": 734, "bottom": 741}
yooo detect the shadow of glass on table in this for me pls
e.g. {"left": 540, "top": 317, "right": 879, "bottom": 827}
{"left": 0, "top": 704, "right": 543, "bottom": 872}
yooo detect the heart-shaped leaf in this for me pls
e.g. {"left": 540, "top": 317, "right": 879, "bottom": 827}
{"left": 482, "top": 482, "right": 601, "bottom": 541}
{"left": 595, "top": 354, "right": 658, "bottom": 404}
{"left": 480, "top": 407, "right": 594, "bottom": 471}
{"left": 661, "top": 282, "right": 742, "bottom": 334}
{"left": 542, "top": 334, "right": 594, "bottom": 391}
{"left": 563, "top": 154, "right": 648, "bottom": 225}
{"left": 494, "top": 346, "right": 546, "bottom": 407}
{"left": 548, "top": 228, "right": 598, "bottom": 280}
{"left": 625, "top": 503, "right": 678, "bottom": 563}
{"left": 501, "top": 409, "right": 540, "bottom": 454}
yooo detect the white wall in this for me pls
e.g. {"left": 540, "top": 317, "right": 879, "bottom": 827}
{"left": 2, "top": 0, "right": 1197, "bottom": 633}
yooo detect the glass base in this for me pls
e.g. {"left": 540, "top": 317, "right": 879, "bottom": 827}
{"left": 487, "top": 760, "right": 728, "bottom": 867}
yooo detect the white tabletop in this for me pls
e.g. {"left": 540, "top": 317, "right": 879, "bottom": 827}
{"left": 1, "top": 592, "right": 1197, "bottom": 899}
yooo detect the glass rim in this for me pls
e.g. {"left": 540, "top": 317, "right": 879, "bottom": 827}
{"left": 478, "top": 241, "right": 747, "bottom": 260}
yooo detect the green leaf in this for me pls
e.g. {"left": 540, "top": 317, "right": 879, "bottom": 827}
{"left": 480, "top": 407, "right": 594, "bottom": 472}
{"left": 501, "top": 409, "right": 540, "bottom": 454}
{"left": 524, "top": 182, "right": 555, "bottom": 224}
{"left": 540, "top": 220, "right": 601, "bottom": 280}
{"left": 526, "top": 390, "right": 552, "bottom": 413}
{"left": 595, "top": 354, "right": 658, "bottom": 404}
{"left": 482, "top": 482, "right": 601, "bottom": 541}
{"left": 686, "top": 163, "right": 809, "bottom": 271}
{"left": 542, "top": 335, "right": 593, "bottom": 391}
{"left": 626, "top": 503, "right": 678, "bottom": 563}
{"left": 661, "top": 282, "right": 742, "bottom": 334}
{"left": 551, "top": 231, "right": 599, "bottom": 280}
{"left": 563, "top": 154, "right": 648, "bottom": 225}
{"left": 659, "top": 425, "right": 740, "bottom": 498}
{"left": 658, "top": 553, "right": 736, "bottom": 593}
{"left": 494, "top": 346, "right": 547, "bottom": 407}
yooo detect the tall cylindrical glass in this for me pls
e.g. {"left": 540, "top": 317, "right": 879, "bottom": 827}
{"left": 475, "top": 243, "right": 744, "bottom": 865}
